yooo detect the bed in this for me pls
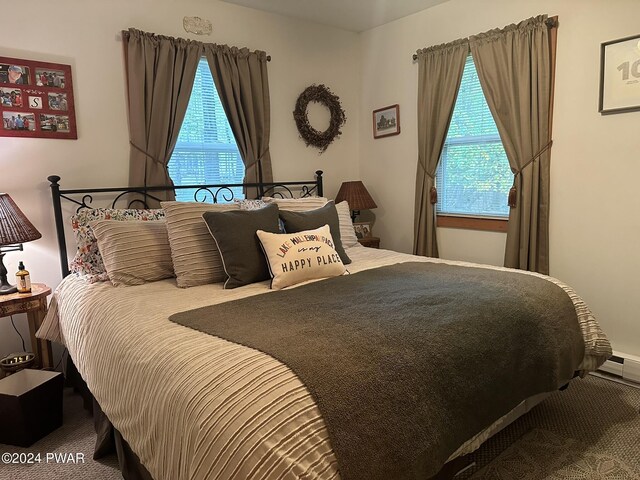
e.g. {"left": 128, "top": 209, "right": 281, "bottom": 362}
{"left": 38, "top": 173, "right": 612, "bottom": 480}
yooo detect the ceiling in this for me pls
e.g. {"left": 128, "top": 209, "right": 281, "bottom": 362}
{"left": 221, "top": 0, "right": 450, "bottom": 32}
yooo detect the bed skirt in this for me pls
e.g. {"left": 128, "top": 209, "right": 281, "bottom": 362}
{"left": 66, "top": 357, "right": 153, "bottom": 480}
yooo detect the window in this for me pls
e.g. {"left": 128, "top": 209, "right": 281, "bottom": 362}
{"left": 168, "top": 58, "right": 244, "bottom": 202}
{"left": 436, "top": 55, "right": 512, "bottom": 219}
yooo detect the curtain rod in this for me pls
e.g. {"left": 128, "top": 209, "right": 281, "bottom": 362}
{"left": 119, "top": 30, "right": 271, "bottom": 61}
{"left": 411, "top": 16, "right": 558, "bottom": 61}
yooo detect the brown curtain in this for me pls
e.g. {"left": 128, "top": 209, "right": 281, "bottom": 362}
{"left": 414, "top": 39, "right": 469, "bottom": 257}
{"left": 204, "top": 45, "right": 273, "bottom": 199}
{"left": 123, "top": 29, "right": 202, "bottom": 204}
{"left": 470, "top": 15, "right": 554, "bottom": 274}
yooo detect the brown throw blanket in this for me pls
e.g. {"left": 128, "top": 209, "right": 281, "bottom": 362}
{"left": 170, "top": 262, "right": 585, "bottom": 480}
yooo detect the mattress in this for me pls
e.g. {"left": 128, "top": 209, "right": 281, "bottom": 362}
{"left": 38, "top": 245, "right": 611, "bottom": 480}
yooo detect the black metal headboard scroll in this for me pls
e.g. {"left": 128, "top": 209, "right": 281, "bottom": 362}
{"left": 47, "top": 171, "right": 324, "bottom": 279}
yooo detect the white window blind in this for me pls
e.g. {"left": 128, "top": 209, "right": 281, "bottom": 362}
{"left": 436, "top": 55, "right": 512, "bottom": 218}
{"left": 168, "top": 58, "right": 244, "bottom": 203}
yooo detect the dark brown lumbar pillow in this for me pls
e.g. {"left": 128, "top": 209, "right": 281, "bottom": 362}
{"left": 278, "top": 202, "right": 351, "bottom": 265}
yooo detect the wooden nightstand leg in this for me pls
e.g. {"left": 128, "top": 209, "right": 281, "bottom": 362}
{"left": 26, "top": 309, "right": 42, "bottom": 368}
{"left": 27, "top": 299, "right": 54, "bottom": 369}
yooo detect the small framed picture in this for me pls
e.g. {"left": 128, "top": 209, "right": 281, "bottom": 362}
{"left": 353, "top": 222, "right": 373, "bottom": 239}
{"left": 373, "top": 104, "right": 400, "bottom": 138}
{"left": 599, "top": 34, "right": 640, "bottom": 115}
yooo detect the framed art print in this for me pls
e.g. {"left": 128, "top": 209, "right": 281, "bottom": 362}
{"left": 599, "top": 34, "right": 640, "bottom": 115}
{"left": 0, "top": 56, "right": 77, "bottom": 139}
{"left": 373, "top": 104, "right": 400, "bottom": 138}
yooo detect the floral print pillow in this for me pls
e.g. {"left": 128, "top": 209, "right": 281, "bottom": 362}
{"left": 234, "top": 199, "right": 268, "bottom": 210}
{"left": 69, "top": 208, "right": 165, "bottom": 282}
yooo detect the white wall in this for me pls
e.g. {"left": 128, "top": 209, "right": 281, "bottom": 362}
{"left": 359, "top": 0, "right": 640, "bottom": 356}
{"left": 0, "top": 0, "right": 361, "bottom": 362}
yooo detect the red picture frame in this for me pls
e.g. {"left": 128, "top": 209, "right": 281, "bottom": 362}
{"left": 0, "top": 56, "right": 77, "bottom": 139}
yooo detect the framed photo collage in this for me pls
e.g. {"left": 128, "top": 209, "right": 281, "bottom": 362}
{"left": 0, "top": 56, "right": 77, "bottom": 139}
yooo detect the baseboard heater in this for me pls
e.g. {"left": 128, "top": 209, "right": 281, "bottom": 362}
{"left": 597, "top": 352, "right": 640, "bottom": 384}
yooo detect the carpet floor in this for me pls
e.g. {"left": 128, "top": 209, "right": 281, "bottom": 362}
{"left": 464, "top": 374, "right": 640, "bottom": 479}
{"left": 0, "top": 375, "right": 638, "bottom": 480}
{"left": 1, "top": 388, "right": 120, "bottom": 480}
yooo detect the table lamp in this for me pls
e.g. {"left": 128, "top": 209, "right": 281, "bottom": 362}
{"left": 0, "top": 193, "right": 41, "bottom": 295}
{"left": 335, "top": 181, "right": 377, "bottom": 222}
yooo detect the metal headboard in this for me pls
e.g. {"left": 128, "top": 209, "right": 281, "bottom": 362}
{"left": 47, "top": 171, "right": 324, "bottom": 278}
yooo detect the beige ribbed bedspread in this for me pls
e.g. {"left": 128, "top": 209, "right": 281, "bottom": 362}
{"left": 38, "top": 246, "right": 611, "bottom": 480}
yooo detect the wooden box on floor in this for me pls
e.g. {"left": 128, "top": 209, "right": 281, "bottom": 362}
{"left": 0, "top": 369, "right": 63, "bottom": 447}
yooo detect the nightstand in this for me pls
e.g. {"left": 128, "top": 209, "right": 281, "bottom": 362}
{"left": 0, "top": 284, "right": 53, "bottom": 370}
{"left": 358, "top": 236, "right": 380, "bottom": 248}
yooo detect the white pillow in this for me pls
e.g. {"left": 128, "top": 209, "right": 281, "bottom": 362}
{"left": 262, "top": 196, "right": 328, "bottom": 212}
{"left": 335, "top": 201, "right": 358, "bottom": 248}
{"left": 257, "top": 224, "right": 347, "bottom": 290}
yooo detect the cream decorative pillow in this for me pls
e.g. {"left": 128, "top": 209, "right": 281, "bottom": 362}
{"left": 161, "top": 201, "right": 240, "bottom": 288}
{"left": 90, "top": 220, "right": 174, "bottom": 286}
{"left": 262, "top": 196, "right": 328, "bottom": 212}
{"left": 335, "top": 201, "right": 358, "bottom": 248}
{"left": 257, "top": 224, "right": 347, "bottom": 290}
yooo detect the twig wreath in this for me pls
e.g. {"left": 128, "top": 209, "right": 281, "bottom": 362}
{"left": 293, "top": 84, "right": 346, "bottom": 154}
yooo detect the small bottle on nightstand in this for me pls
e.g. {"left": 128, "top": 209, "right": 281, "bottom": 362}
{"left": 16, "top": 261, "right": 31, "bottom": 293}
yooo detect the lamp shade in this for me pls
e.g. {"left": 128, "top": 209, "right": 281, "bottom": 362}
{"left": 335, "top": 181, "right": 377, "bottom": 211}
{"left": 0, "top": 193, "right": 42, "bottom": 246}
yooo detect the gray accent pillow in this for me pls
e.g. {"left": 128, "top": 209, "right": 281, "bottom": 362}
{"left": 278, "top": 202, "right": 351, "bottom": 265}
{"left": 202, "top": 203, "right": 280, "bottom": 289}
